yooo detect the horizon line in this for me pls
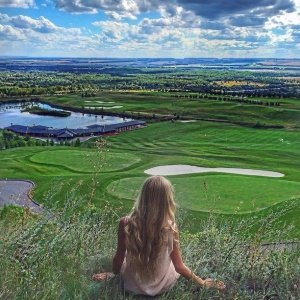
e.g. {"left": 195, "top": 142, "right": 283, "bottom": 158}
{"left": 0, "top": 56, "right": 300, "bottom": 60}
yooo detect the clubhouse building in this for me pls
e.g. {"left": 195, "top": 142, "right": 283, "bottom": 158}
{"left": 4, "top": 120, "right": 146, "bottom": 140}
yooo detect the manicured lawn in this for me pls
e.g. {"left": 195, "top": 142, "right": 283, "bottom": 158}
{"left": 107, "top": 175, "right": 300, "bottom": 213}
{"left": 29, "top": 149, "right": 141, "bottom": 173}
{"left": 0, "top": 112, "right": 299, "bottom": 237}
{"left": 43, "top": 91, "right": 300, "bottom": 127}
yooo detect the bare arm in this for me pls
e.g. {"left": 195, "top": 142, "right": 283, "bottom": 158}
{"left": 92, "top": 217, "right": 126, "bottom": 281}
{"left": 170, "top": 231, "right": 225, "bottom": 289}
{"left": 112, "top": 217, "right": 126, "bottom": 274}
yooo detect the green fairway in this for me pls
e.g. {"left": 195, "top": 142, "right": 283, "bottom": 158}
{"left": 107, "top": 175, "right": 300, "bottom": 213}
{"left": 1, "top": 109, "right": 299, "bottom": 236}
{"left": 43, "top": 91, "right": 300, "bottom": 127}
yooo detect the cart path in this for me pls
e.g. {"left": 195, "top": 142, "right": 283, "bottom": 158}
{"left": 0, "top": 179, "right": 44, "bottom": 214}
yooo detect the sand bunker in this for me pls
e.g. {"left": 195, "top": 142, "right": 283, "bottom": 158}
{"left": 0, "top": 180, "right": 43, "bottom": 213}
{"left": 84, "top": 101, "right": 115, "bottom": 104}
{"left": 86, "top": 106, "right": 123, "bottom": 109}
{"left": 145, "top": 165, "right": 284, "bottom": 177}
{"left": 101, "top": 106, "right": 123, "bottom": 109}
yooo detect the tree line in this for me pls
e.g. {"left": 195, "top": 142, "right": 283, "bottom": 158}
{"left": 0, "top": 130, "right": 81, "bottom": 150}
{"left": 170, "top": 93, "right": 281, "bottom": 106}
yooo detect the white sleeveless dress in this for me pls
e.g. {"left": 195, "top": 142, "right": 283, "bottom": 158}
{"left": 120, "top": 228, "right": 180, "bottom": 296}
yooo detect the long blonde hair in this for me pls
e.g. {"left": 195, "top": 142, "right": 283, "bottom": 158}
{"left": 124, "top": 175, "right": 177, "bottom": 281}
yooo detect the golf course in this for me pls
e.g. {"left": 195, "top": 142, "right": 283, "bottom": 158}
{"left": 1, "top": 97, "right": 299, "bottom": 236}
{"left": 1, "top": 64, "right": 300, "bottom": 298}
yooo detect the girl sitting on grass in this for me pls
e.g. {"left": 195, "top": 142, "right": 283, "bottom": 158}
{"left": 93, "top": 175, "right": 225, "bottom": 296}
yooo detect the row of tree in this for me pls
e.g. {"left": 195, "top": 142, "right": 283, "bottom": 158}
{"left": 170, "top": 93, "right": 281, "bottom": 106}
{"left": 0, "top": 130, "right": 81, "bottom": 150}
{"left": 0, "top": 68, "right": 299, "bottom": 99}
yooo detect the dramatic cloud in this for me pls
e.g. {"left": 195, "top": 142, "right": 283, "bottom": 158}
{"left": 174, "top": 0, "right": 296, "bottom": 20}
{"left": 54, "top": 0, "right": 296, "bottom": 21}
{"left": 55, "top": 0, "right": 97, "bottom": 13}
{"left": 55, "top": 0, "right": 144, "bottom": 14}
{"left": 229, "top": 15, "right": 268, "bottom": 27}
{"left": 0, "top": 14, "right": 81, "bottom": 34}
{"left": 0, "top": 0, "right": 299, "bottom": 57}
{"left": 0, "top": 0, "right": 35, "bottom": 8}
{"left": 11, "top": 16, "right": 59, "bottom": 33}
{"left": 0, "top": 13, "right": 84, "bottom": 56}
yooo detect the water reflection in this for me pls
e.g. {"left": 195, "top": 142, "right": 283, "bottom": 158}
{"left": 0, "top": 101, "right": 128, "bottom": 129}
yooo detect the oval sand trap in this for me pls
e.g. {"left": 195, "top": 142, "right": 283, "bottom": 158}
{"left": 145, "top": 165, "right": 284, "bottom": 177}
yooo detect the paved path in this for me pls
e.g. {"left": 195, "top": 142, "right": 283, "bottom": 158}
{"left": 0, "top": 180, "right": 44, "bottom": 214}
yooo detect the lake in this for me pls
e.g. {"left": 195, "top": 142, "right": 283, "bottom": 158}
{"left": 0, "top": 102, "right": 128, "bottom": 129}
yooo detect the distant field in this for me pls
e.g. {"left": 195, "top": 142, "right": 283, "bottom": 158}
{"left": 1, "top": 90, "right": 300, "bottom": 236}
{"left": 43, "top": 91, "right": 300, "bottom": 127}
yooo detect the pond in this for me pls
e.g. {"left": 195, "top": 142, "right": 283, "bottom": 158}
{"left": 0, "top": 101, "right": 128, "bottom": 129}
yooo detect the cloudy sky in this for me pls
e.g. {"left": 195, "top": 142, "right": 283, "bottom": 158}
{"left": 0, "top": 0, "right": 299, "bottom": 58}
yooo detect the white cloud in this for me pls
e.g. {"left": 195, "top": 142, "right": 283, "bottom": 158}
{"left": 55, "top": 0, "right": 143, "bottom": 14}
{"left": 0, "top": 0, "right": 35, "bottom": 8}
{"left": 11, "top": 15, "right": 58, "bottom": 33}
{"left": 0, "top": 24, "right": 25, "bottom": 40}
{"left": 0, "top": 14, "right": 84, "bottom": 56}
{"left": 2, "top": 14, "right": 81, "bottom": 35}
{"left": 0, "top": 13, "right": 10, "bottom": 23}
{"left": 52, "top": 0, "right": 300, "bottom": 59}
{"left": 0, "top": 1, "right": 299, "bottom": 58}
{"left": 105, "top": 10, "right": 137, "bottom": 20}
{"left": 93, "top": 20, "right": 132, "bottom": 41}
{"left": 269, "top": 29, "right": 294, "bottom": 46}
{"left": 266, "top": 10, "right": 300, "bottom": 29}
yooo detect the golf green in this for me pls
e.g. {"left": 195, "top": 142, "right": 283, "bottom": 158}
{"left": 107, "top": 175, "right": 300, "bottom": 214}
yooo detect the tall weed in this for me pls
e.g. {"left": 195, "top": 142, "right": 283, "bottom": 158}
{"left": 1, "top": 198, "right": 299, "bottom": 299}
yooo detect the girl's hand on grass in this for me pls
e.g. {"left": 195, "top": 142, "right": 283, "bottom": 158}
{"left": 92, "top": 272, "right": 115, "bottom": 281}
{"left": 203, "top": 278, "right": 226, "bottom": 290}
